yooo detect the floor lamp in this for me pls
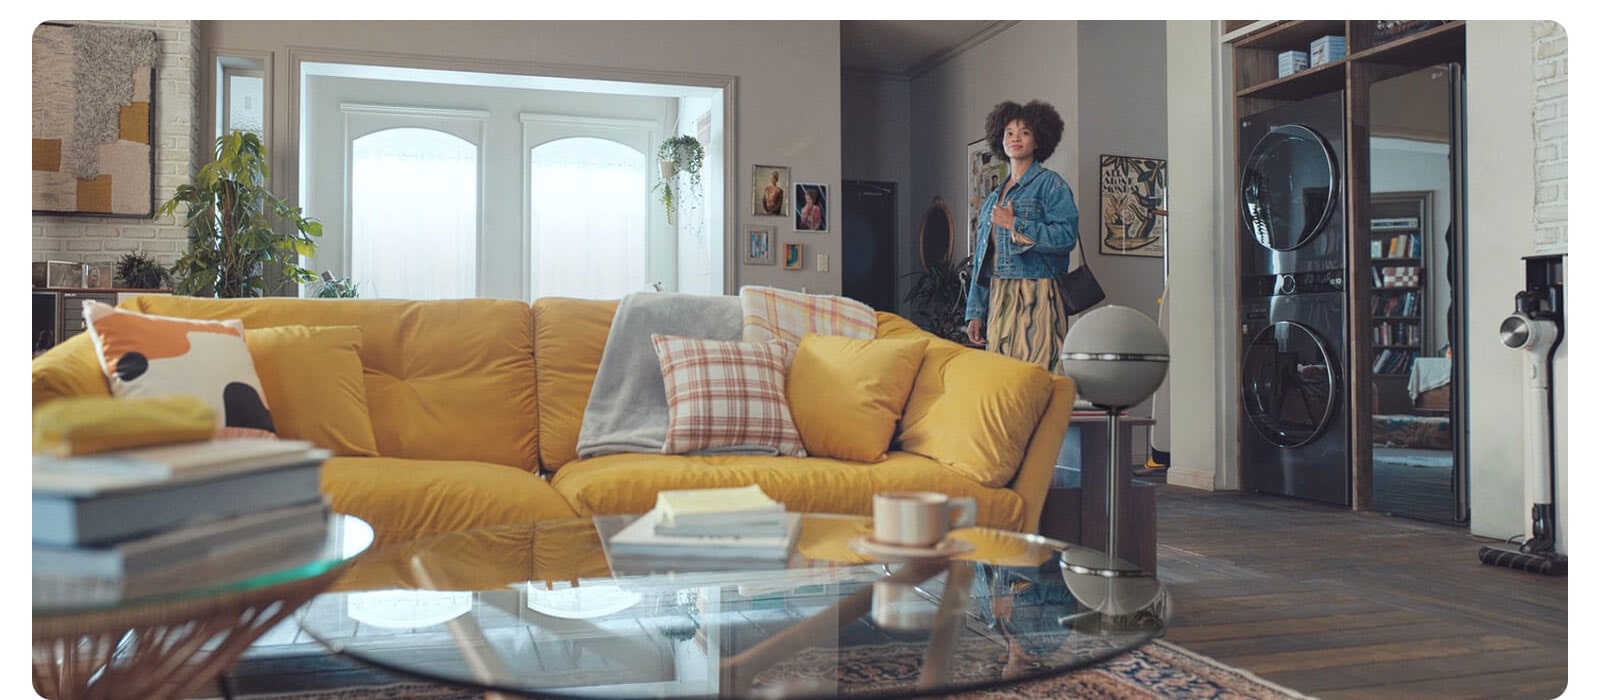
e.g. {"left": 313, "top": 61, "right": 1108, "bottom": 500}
{"left": 1058, "top": 305, "right": 1170, "bottom": 573}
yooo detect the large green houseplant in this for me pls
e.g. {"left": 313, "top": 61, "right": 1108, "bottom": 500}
{"left": 158, "top": 131, "right": 322, "bottom": 298}
{"left": 902, "top": 254, "right": 974, "bottom": 344}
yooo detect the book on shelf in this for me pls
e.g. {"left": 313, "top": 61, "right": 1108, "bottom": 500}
{"left": 32, "top": 501, "right": 330, "bottom": 579}
{"left": 605, "top": 509, "right": 802, "bottom": 562}
{"left": 33, "top": 453, "right": 325, "bottom": 548}
{"left": 653, "top": 484, "right": 786, "bottom": 529}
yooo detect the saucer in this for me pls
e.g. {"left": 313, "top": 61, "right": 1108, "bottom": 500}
{"left": 848, "top": 536, "right": 976, "bottom": 560}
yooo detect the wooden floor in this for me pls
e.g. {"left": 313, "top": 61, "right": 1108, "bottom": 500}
{"left": 1154, "top": 484, "right": 1568, "bottom": 700}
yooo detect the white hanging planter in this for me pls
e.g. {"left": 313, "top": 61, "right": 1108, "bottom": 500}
{"left": 659, "top": 160, "right": 677, "bottom": 179}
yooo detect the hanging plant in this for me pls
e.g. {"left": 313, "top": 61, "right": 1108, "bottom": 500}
{"left": 653, "top": 135, "right": 704, "bottom": 226}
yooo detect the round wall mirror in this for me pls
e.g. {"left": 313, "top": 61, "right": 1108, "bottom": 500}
{"left": 919, "top": 197, "right": 954, "bottom": 271}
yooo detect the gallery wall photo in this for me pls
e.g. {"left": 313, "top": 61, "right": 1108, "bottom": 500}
{"left": 33, "top": 23, "right": 158, "bottom": 217}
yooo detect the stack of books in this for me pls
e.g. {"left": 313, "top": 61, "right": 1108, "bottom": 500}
{"left": 604, "top": 485, "right": 801, "bottom": 570}
{"left": 33, "top": 438, "right": 333, "bottom": 604}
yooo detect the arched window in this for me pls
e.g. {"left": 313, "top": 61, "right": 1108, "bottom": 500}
{"left": 351, "top": 127, "right": 478, "bottom": 299}
{"left": 528, "top": 137, "right": 647, "bottom": 300}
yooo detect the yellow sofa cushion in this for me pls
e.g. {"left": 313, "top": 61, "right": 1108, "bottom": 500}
{"left": 550, "top": 451, "right": 1027, "bottom": 531}
{"left": 122, "top": 296, "right": 540, "bottom": 471}
{"left": 532, "top": 297, "right": 618, "bottom": 472}
{"left": 321, "top": 457, "right": 577, "bottom": 551}
{"left": 33, "top": 332, "right": 112, "bottom": 408}
{"left": 787, "top": 334, "right": 927, "bottom": 462}
{"left": 244, "top": 325, "right": 378, "bottom": 457}
{"left": 896, "top": 338, "right": 1054, "bottom": 488}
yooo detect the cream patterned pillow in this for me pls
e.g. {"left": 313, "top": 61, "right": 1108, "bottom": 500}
{"left": 82, "top": 300, "right": 275, "bottom": 438}
{"left": 651, "top": 334, "right": 805, "bottom": 457}
{"left": 739, "top": 285, "right": 877, "bottom": 347}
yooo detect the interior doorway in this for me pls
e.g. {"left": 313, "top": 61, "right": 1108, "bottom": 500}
{"left": 841, "top": 180, "right": 897, "bottom": 312}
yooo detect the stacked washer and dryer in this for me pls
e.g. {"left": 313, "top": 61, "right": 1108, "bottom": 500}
{"left": 1237, "top": 91, "right": 1351, "bottom": 506}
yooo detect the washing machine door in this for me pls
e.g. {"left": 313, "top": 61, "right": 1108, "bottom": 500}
{"left": 1242, "top": 320, "right": 1340, "bottom": 447}
{"left": 1240, "top": 124, "right": 1339, "bottom": 251}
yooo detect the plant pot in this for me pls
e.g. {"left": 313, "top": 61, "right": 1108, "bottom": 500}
{"left": 659, "top": 160, "right": 677, "bottom": 179}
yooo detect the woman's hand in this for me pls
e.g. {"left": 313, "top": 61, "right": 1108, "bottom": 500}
{"left": 990, "top": 201, "right": 1015, "bottom": 230}
{"left": 966, "top": 318, "right": 986, "bottom": 346}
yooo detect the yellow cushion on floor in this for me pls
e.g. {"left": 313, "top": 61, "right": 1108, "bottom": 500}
{"left": 550, "top": 451, "right": 1027, "bottom": 531}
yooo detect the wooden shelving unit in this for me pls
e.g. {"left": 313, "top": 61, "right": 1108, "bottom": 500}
{"left": 1227, "top": 20, "right": 1465, "bottom": 512}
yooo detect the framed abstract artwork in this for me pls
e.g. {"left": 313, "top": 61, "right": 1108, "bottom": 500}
{"left": 745, "top": 224, "right": 776, "bottom": 265}
{"left": 32, "top": 23, "right": 158, "bottom": 217}
{"left": 782, "top": 243, "right": 803, "bottom": 270}
{"left": 966, "top": 138, "right": 1007, "bottom": 257}
{"left": 1098, "top": 154, "right": 1167, "bottom": 258}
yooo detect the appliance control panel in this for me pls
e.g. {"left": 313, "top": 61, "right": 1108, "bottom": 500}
{"left": 1243, "top": 270, "right": 1344, "bottom": 298}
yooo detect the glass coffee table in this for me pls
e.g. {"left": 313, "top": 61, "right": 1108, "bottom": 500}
{"left": 298, "top": 513, "right": 1167, "bottom": 699}
{"left": 32, "top": 516, "right": 367, "bottom": 699}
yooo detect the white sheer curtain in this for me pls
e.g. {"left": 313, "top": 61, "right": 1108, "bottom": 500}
{"left": 351, "top": 128, "right": 478, "bottom": 300}
{"left": 529, "top": 137, "right": 647, "bottom": 300}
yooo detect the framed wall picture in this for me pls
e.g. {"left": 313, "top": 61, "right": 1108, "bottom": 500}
{"left": 752, "top": 164, "right": 789, "bottom": 216}
{"left": 32, "top": 23, "right": 158, "bottom": 217}
{"left": 1098, "top": 154, "right": 1167, "bottom": 258}
{"left": 793, "top": 183, "right": 828, "bottom": 233}
{"left": 745, "top": 224, "right": 777, "bottom": 265}
{"left": 782, "top": 243, "right": 804, "bottom": 270}
{"left": 967, "top": 138, "right": 1007, "bottom": 257}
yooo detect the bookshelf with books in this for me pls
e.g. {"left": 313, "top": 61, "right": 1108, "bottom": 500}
{"left": 1368, "top": 192, "right": 1430, "bottom": 376}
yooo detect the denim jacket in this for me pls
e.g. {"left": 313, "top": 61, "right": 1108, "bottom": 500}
{"left": 965, "top": 161, "right": 1080, "bottom": 322}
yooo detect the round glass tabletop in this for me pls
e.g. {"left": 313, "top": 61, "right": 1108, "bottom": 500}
{"left": 299, "top": 513, "right": 1168, "bottom": 699}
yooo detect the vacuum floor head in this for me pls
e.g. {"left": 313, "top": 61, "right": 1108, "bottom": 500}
{"left": 1478, "top": 545, "right": 1567, "bottom": 577}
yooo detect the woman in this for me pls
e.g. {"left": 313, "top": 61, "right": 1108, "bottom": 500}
{"left": 761, "top": 170, "right": 785, "bottom": 215}
{"left": 964, "top": 99, "right": 1080, "bottom": 371}
{"left": 799, "top": 187, "right": 824, "bottom": 231}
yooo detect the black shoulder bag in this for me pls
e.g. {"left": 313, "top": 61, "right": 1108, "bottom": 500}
{"left": 1054, "top": 245, "right": 1106, "bottom": 315}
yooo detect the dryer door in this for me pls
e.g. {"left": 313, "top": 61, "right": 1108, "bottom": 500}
{"left": 1242, "top": 320, "right": 1340, "bottom": 447}
{"left": 1240, "top": 124, "right": 1339, "bottom": 251}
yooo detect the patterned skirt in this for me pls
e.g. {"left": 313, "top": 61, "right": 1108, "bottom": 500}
{"left": 986, "top": 277, "right": 1068, "bottom": 373}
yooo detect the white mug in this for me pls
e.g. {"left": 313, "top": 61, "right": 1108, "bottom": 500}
{"left": 870, "top": 580, "right": 939, "bottom": 631}
{"left": 872, "top": 492, "right": 978, "bottom": 548}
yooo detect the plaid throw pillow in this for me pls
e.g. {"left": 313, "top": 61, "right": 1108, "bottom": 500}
{"left": 740, "top": 285, "right": 878, "bottom": 347}
{"left": 651, "top": 334, "right": 806, "bottom": 457}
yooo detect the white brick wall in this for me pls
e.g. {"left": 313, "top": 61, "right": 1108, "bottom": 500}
{"left": 32, "top": 20, "right": 198, "bottom": 273}
{"left": 1532, "top": 21, "right": 1567, "bottom": 252}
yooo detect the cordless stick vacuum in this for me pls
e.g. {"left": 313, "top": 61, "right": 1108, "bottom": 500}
{"left": 1479, "top": 255, "right": 1567, "bottom": 576}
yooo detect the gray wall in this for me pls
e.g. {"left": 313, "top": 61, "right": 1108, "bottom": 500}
{"left": 840, "top": 70, "right": 913, "bottom": 313}
{"left": 198, "top": 20, "right": 844, "bottom": 295}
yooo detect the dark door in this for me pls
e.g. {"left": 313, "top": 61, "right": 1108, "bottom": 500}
{"left": 842, "top": 180, "right": 896, "bottom": 312}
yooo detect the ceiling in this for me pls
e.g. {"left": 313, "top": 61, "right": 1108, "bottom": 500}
{"left": 840, "top": 21, "right": 1011, "bottom": 77}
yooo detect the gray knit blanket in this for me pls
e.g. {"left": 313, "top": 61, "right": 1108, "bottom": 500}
{"left": 575, "top": 292, "right": 745, "bottom": 458}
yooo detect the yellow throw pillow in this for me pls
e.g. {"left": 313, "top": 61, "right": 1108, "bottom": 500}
{"left": 82, "top": 300, "right": 275, "bottom": 438}
{"left": 244, "top": 325, "right": 379, "bottom": 457}
{"left": 787, "top": 335, "right": 928, "bottom": 463}
{"left": 896, "top": 339, "right": 1053, "bottom": 487}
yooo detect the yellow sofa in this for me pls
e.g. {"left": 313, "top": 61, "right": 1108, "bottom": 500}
{"left": 31, "top": 295, "right": 1074, "bottom": 551}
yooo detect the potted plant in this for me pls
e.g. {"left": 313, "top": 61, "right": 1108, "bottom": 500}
{"left": 157, "top": 131, "right": 323, "bottom": 298}
{"left": 653, "top": 135, "right": 704, "bottom": 226}
{"left": 309, "top": 270, "right": 360, "bottom": 299}
{"left": 901, "top": 255, "right": 974, "bottom": 344}
{"left": 113, "top": 251, "right": 171, "bottom": 290}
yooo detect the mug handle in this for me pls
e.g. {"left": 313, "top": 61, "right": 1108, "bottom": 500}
{"left": 948, "top": 497, "right": 978, "bottom": 529}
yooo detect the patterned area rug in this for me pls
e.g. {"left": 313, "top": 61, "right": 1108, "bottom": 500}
{"left": 225, "top": 639, "right": 1313, "bottom": 700}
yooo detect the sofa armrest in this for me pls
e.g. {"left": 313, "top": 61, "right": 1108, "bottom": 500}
{"left": 32, "top": 333, "right": 109, "bottom": 408}
{"left": 1006, "top": 375, "right": 1075, "bottom": 534}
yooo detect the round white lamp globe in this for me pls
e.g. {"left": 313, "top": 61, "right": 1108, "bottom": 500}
{"left": 1058, "top": 305, "right": 1170, "bottom": 409}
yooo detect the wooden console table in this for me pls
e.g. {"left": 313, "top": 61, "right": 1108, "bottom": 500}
{"left": 1038, "top": 412, "right": 1158, "bottom": 573}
